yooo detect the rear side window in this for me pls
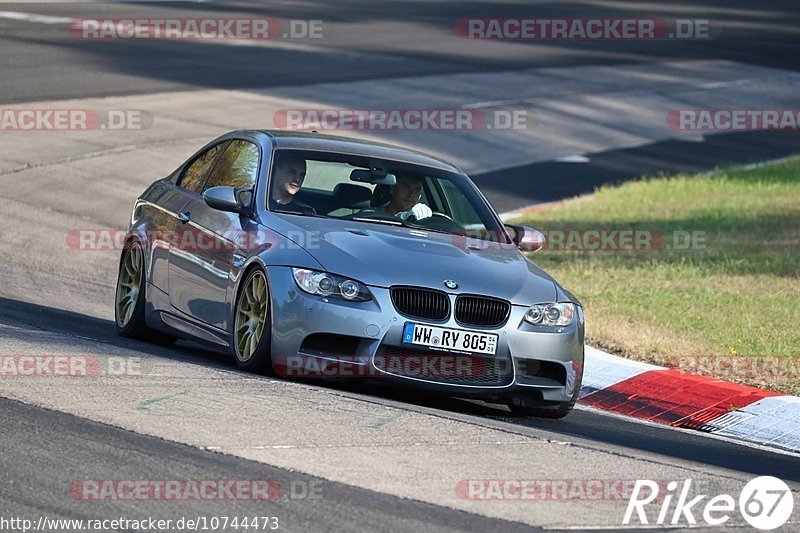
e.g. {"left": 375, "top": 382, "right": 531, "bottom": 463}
{"left": 179, "top": 142, "right": 227, "bottom": 193}
{"left": 203, "top": 140, "right": 260, "bottom": 191}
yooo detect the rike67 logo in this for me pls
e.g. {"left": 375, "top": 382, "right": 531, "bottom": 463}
{"left": 624, "top": 476, "right": 794, "bottom": 529}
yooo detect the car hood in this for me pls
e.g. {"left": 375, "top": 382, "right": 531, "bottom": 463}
{"left": 265, "top": 214, "right": 557, "bottom": 305}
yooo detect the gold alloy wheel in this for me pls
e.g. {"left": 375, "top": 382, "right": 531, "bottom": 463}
{"left": 235, "top": 270, "right": 268, "bottom": 362}
{"left": 115, "top": 243, "right": 142, "bottom": 328}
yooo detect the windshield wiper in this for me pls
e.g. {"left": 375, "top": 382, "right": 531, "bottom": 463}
{"left": 400, "top": 220, "right": 452, "bottom": 236}
{"left": 351, "top": 217, "right": 403, "bottom": 226}
{"left": 351, "top": 216, "right": 452, "bottom": 236}
{"left": 272, "top": 209, "right": 326, "bottom": 218}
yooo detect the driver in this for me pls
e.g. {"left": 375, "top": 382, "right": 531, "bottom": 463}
{"left": 371, "top": 172, "right": 432, "bottom": 221}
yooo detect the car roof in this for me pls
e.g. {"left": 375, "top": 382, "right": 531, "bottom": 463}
{"left": 251, "top": 130, "right": 462, "bottom": 173}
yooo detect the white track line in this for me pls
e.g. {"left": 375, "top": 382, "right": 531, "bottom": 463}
{"left": 0, "top": 11, "right": 72, "bottom": 24}
{"left": 0, "top": 10, "right": 406, "bottom": 59}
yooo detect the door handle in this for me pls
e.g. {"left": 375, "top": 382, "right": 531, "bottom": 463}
{"left": 178, "top": 211, "right": 191, "bottom": 224}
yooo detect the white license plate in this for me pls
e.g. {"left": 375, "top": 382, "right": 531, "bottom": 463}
{"left": 402, "top": 323, "right": 498, "bottom": 355}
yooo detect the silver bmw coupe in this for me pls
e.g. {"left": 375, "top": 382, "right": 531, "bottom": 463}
{"left": 115, "top": 130, "right": 584, "bottom": 418}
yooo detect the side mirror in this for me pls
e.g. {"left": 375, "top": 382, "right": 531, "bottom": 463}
{"left": 203, "top": 186, "right": 247, "bottom": 214}
{"left": 505, "top": 224, "right": 546, "bottom": 252}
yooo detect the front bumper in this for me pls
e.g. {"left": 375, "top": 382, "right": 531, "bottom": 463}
{"left": 266, "top": 266, "right": 584, "bottom": 403}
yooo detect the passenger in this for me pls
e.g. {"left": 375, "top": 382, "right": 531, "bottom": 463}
{"left": 270, "top": 154, "right": 316, "bottom": 214}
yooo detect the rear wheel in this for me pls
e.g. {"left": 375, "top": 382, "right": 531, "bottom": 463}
{"left": 115, "top": 241, "right": 175, "bottom": 344}
{"left": 233, "top": 268, "right": 273, "bottom": 374}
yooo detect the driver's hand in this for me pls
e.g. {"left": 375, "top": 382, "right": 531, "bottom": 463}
{"left": 400, "top": 203, "right": 432, "bottom": 222}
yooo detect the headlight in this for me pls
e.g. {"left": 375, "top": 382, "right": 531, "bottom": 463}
{"left": 524, "top": 302, "right": 575, "bottom": 327}
{"left": 292, "top": 268, "right": 372, "bottom": 302}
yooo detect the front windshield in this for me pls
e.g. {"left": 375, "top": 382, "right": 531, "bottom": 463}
{"left": 267, "top": 149, "right": 509, "bottom": 243}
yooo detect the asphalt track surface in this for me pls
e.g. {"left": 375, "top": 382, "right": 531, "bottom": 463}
{"left": 2, "top": 0, "right": 800, "bottom": 104}
{"left": 0, "top": 397, "right": 538, "bottom": 533}
{"left": 3, "top": 1, "right": 800, "bottom": 210}
{"left": 1, "top": 1, "right": 800, "bottom": 531}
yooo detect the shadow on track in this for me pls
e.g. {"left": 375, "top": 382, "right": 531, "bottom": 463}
{"left": 474, "top": 131, "right": 800, "bottom": 213}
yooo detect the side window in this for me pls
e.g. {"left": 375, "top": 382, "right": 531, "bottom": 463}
{"left": 204, "top": 140, "right": 260, "bottom": 191}
{"left": 438, "top": 178, "right": 483, "bottom": 226}
{"left": 179, "top": 142, "right": 227, "bottom": 193}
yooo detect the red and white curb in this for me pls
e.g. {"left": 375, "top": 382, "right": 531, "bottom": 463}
{"left": 579, "top": 347, "right": 800, "bottom": 453}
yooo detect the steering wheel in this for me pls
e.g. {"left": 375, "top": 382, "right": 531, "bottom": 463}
{"left": 412, "top": 212, "right": 464, "bottom": 234}
{"left": 408, "top": 211, "right": 453, "bottom": 222}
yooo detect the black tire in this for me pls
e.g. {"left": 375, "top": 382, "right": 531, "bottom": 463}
{"left": 508, "top": 398, "right": 575, "bottom": 419}
{"left": 510, "top": 354, "right": 584, "bottom": 419}
{"left": 233, "top": 267, "right": 274, "bottom": 374}
{"left": 114, "top": 240, "right": 176, "bottom": 344}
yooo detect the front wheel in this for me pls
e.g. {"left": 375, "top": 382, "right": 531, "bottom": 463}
{"left": 233, "top": 267, "right": 273, "bottom": 374}
{"left": 508, "top": 390, "right": 577, "bottom": 419}
{"left": 508, "top": 399, "right": 575, "bottom": 419}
